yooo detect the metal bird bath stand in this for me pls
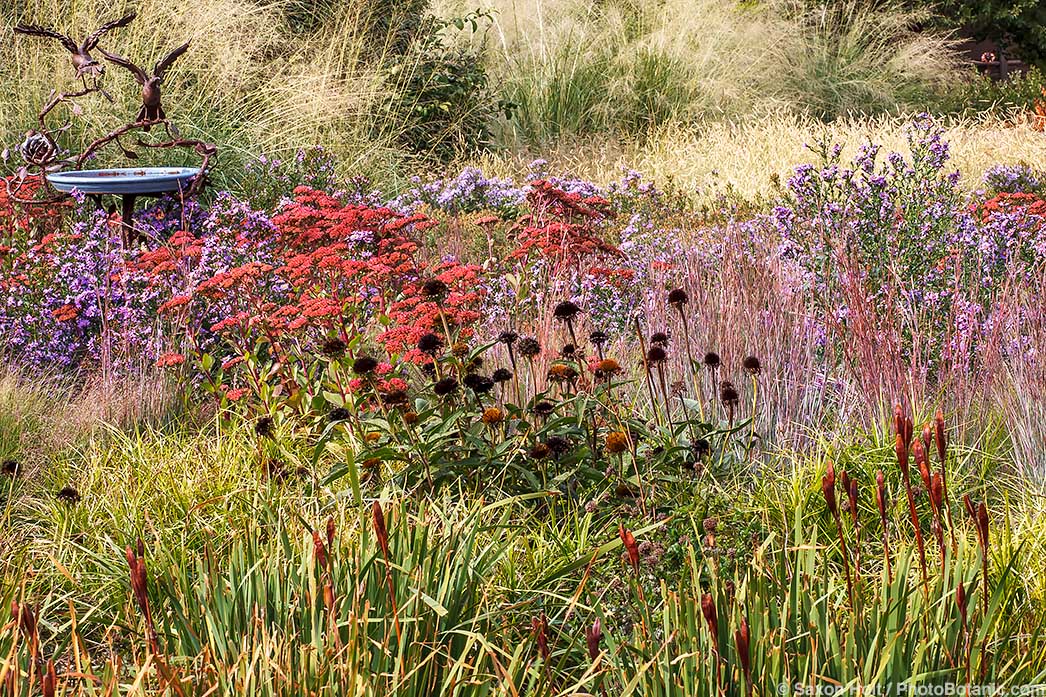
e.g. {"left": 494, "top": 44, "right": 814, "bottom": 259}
{"left": 5, "top": 13, "right": 217, "bottom": 245}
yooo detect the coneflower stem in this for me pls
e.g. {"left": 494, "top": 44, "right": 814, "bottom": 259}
{"left": 635, "top": 319, "right": 662, "bottom": 427}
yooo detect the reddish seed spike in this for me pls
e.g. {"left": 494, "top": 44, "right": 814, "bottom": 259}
{"left": 822, "top": 461, "right": 838, "bottom": 517}
{"left": 42, "top": 659, "right": 56, "bottom": 697}
{"left": 895, "top": 434, "right": 910, "bottom": 477}
{"left": 839, "top": 470, "right": 850, "bottom": 498}
{"left": 875, "top": 470, "right": 887, "bottom": 515}
{"left": 137, "top": 537, "right": 145, "bottom": 559}
{"left": 734, "top": 617, "right": 752, "bottom": 684}
{"left": 700, "top": 593, "right": 719, "bottom": 650}
{"left": 977, "top": 502, "right": 989, "bottom": 544}
{"left": 893, "top": 403, "right": 904, "bottom": 438}
{"left": 904, "top": 416, "right": 914, "bottom": 449}
{"left": 586, "top": 618, "right": 602, "bottom": 661}
{"left": 963, "top": 494, "right": 976, "bottom": 520}
{"left": 372, "top": 501, "right": 390, "bottom": 558}
{"left": 930, "top": 472, "right": 944, "bottom": 512}
{"left": 326, "top": 516, "right": 335, "bottom": 549}
{"left": 849, "top": 477, "right": 859, "bottom": 522}
{"left": 619, "top": 524, "right": 639, "bottom": 573}
{"left": 312, "top": 529, "right": 327, "bottom": 570}
{"left": 922, "top": 423, "right": 932, "bottom": 455}
{"left": 912, "top": 439, "right": 932, "bottom": 490}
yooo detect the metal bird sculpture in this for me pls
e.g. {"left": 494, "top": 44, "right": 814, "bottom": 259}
{"left": 13, "top": 13, "right": 137, "bottom": 82}
{"left": 98, "top": 42, "right": 190, "bottom": 129}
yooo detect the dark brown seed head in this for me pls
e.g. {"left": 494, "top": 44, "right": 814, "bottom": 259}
{"left": 352, "top": 355, "right": 379, "bottom": 375}
{"left": 2, "top": 459, "right": 20, "bottom": 476}
{"left": 491, "top": 367, "right": 513, "bottom": 383}
{"left": 416, "top": 333, "right": 444, "bottom": 356}
{"left": 703, "top": 352, "right": 721, "bottom": 369}
{"left": 498, "top": 330, "right": 519, "bottom": 345}
{"left": 719, "top": 381, "right": 739, "bottom": 406}
{"left": 57, "top": 486, "right": 81, "bottom": 504}
{"left": 433, "top": 377, "right": 458, "bottom": 397}
{"left": 518, "top": 337, "right": 541, "bottom": 358}
{"left": 320, "top": 337, "right": 347, "bottom": 359}
{"left": 254, "top": 416, "right": 275, "bottom": 439}
{"left": 421, "top": 278, "right": 449, "bottom": 299}
{"left": 589, "top": 330, "right": 608, "bottom": 346}
{"left": 668, "top": 288, "right": 688, "bottom": 307}
{"left": 742, "top": 355, "right": 762, "bottom": 375}
{"left": 646, "top": 345, "right": 667, "bottom": 364}
{"left": 650, "top": 332, "right": 670, "bottom": 348}
{"left": 553, "top": 301, "right": 582, "bottom": 322}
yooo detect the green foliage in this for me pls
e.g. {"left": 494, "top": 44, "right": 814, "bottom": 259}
{"left": 387, "top": 11, "right": 508, "bottom": 159}
{"left": 931, "top": 0, "right": 1046, "bottom": 68}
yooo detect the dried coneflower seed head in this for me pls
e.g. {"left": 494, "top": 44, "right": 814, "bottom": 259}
{"left": 254, "top": 416, "right": 275, "bottom": 438}
{"left": 57, "top": 486, "right": 81, "bottom": 504}
{"left": 421, "top": 278, "right": 449, "bottom": 299}
{"left": 433, "top": 377, "right": 458, "bottom": 396}
{"left": 451, "top": 341, "right": 471, "bottom": 359}
{"left": 595, "top": 358, "right": 621, "bottom": 378}
{"left": 518, "top": 337, "right": 541, "bottom": 358}
{"left": 742, "top": 355, "right": 762, "bottom": 375}
{"left": 416, "top": 333, "right": 445, "bottom": 356}
{"left": 545, "top": 435, "right": 571, "bottom": 456}
{"left": 529, "top": 443, "right": 551, "bottom": 459}
{"left": 560, "top": 343, "right": 577, "bottom": 358}
{"left": 382, "top": 389, "right": 409, "bottom": 407}
{"left": 320, "top": 336, "right": 347, "bottom": 359}
{"left": 589, "top": 330, "right": 608, "bottom": 346}
{"left": 668, "top": 288, "right": 688, "bottom": 307}
{"left": 498, "top": 330, "right": 519, "bottom": 345}
{"left": 352, "top": 355, "right": 378, "bottom": 375}
{"left": 606, "top": 431, "right": 628, "bottom": 454}
{"left": 646, "top": 346, "right": 667, "bottom": 364}
{"left": 1, "top": 459, "right": 19, "bottom": 476}
{"left": 403, "top": 410, "right": 418, "bottom": 425}
{"left": 703, "top": 352, "right": 721, "bottom": 369}
{"left": 702, "top": 517, "right": 719, "bottom": 535}
{"left": 491, "top": 368, "right": 513, "bottom": 383}
{"left": 719, "top": 382, "right": 739, "bottom": 406}
{"left": 463, "top": 373, "right": 495, "bottom": 393}
{"left": 482, "top": 407, "right": 504, "bottom": 425}
{"left": 534, "top": 400, "right": 555, "bottom": 417}
{"left": 553, "top": 301, "right": 582, "bottom": 321}
{"left": 328, "top": 407, "right": 351, "bottom": 422}
{"left": 650, "top": 332, "right": 670, "bottom": 347}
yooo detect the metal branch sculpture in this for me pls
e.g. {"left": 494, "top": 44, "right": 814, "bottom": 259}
{"left": 14, "top": 13, "right": 137, "bottom": 123}
{"left": 5, "top": 13, "right": 216, "bottom": 244}
{"left": 97, "top": 42, "right": 190, "bottom": 129}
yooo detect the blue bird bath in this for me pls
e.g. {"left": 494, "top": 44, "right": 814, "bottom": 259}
{"left": 47, "top": 167, "right": 199, "bottom": 195}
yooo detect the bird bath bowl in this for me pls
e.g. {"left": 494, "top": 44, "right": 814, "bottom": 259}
{"left": 46, "top": 166, "right": 200, "bottom": 195}
{"left": 46, "top": 167, "right": 201, "bottom": 243}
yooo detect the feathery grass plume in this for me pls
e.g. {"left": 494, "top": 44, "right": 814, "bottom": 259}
{"left": 875, "top": 469, "right": 893, "bottom": 583}
{"left": 822, "top": 461, "right": 854, "bottom": 609}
